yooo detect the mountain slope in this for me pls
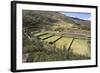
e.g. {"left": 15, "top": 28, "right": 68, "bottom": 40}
{"left": 22, "top": 10, "right": 91, "bottom": 32}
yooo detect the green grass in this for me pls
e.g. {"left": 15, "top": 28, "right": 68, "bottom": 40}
{"left": 55, "top": 37, "right": 73, "bottom": 50}
{"left": 23, "top": 31, "right": 91, "bottom": 63}
{"left": 71, "top": 39, "right": 90, "bottom": 57}
{"left": 33, "top": 32, "right": 47, "bottom": 37}
{"left": 31, "top": 31, "right": 39, "bottom": 34}
{"left": 44, "top": 36, "right": 61, "bottom": 42}
{"left": 39, "top": 34, "right": 53, "bottom": 39}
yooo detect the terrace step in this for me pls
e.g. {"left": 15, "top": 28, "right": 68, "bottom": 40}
{"left": 67, "top": 38, "right": 74, "bottom": 51}
{"left": 34, "top": 32, "right": 49, "bottom": 36}
{"left": 41, "top": 34, "right": 55, "bottom": 40}
{"left": 54, "top": 37, "right": 73, "bottom": 50}
{"left": 49, "top": 36, "right": 62, "bottom": 44}
{"left": 31, "top": 31, "right": 40, "bottom": 34}
{"left": 37, "top": 33, "right": 49, "bottom": 37}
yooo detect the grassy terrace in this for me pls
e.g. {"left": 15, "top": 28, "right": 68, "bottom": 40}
{"left": 55, "top": 37, "right": 73, "bottom": 50}
{"left": 32, "top": 32, "right": 48, "bottom": 37}
{"left": 23, "top": 31, "right": 90, "bottom": 62}
{"left": 44, "top": 36, "right": 61, "bottom": 43}
{"left": 29, "top": 31, "right": 90, "bottom": 57}
{"left": 31, "top": 31, "right": 39, "bottom": 34}
{"left": 71, "top": 39, "right": 90, "bottom": 57}
{"left": 39, "top": 34, "right": 54, "bottom": 39}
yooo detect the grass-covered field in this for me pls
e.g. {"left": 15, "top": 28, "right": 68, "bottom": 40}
{"left": 23, "top": 31, "right": 90, "bottom": 62}
{"left": 31, "top": 32, "right": 90, "bottom": 54}
{"left": 39, "top": 34, "right": 54, "bottom": 39}
{"left": 33, "top": 32, "right": 48, "bottom": 37}
{"left": 71, "top": 39, "right": 90, "bottom": 57}
{"left": 44, "top": 36, "right": 61, "bottom": 43}
{"left": 54, "top": 37, "right": 73, "bottom": 50}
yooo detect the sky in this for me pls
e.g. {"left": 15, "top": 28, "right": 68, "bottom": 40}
{"left": 61, "top": 12, "right": 91, "bottom": 20}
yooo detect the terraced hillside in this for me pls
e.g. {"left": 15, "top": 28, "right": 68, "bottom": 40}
{"left": 22, "top": 10, "right": 91, "bottom": 62}
{"left": 30, "top": 31, "right": 90, "bottom": 58}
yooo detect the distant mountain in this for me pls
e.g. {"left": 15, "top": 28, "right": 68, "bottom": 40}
{"left": 22, "top": 10, "right": 91, "bottom": 31}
